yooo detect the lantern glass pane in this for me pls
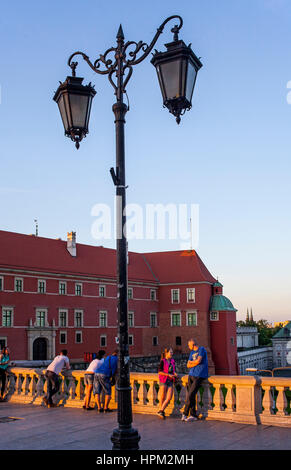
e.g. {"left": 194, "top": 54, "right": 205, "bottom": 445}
{"left": 64, "top": 93, "right": 73, "bottom": 129}
{"left": 69, "top": 94, "right": 89, "bottom": 128}
{"left": 185, "top": 61, "right": 197, "bottom": 103}
{"left": 160, "top": 60, "right": 181, "bottom": 100}
{"left": 58, "top": 94, "right": 69, "bottom": 132}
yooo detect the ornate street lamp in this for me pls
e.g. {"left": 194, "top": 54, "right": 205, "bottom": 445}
{"left": 151, "top": 26, "right": 203, "bottom": 124}
{"left": 53, "top": 65, "right": 96, "bottom": 149}
{"left": 54, "top": 15, "right": 202, "bottom": 451}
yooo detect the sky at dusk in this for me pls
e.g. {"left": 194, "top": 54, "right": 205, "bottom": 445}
{"left": 0, "top": 0, "right": 291, "bottom": 323}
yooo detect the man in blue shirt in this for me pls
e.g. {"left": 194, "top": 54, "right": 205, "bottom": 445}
{"left": 181, "top": 338, "right": 208, "bottom": 422}
{"left": 93, "top": 350, "right": 118, "bottom": 412}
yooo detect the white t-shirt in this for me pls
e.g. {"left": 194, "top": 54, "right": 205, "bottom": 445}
{"left": 47, "top": 355, "right": 70, "bottom": 375}
{"left": 86, "top": 358, "right": 104, "bottom": 373}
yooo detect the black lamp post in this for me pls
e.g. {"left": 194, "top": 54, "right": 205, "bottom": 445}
{"left": 54, "top": 15, "right": 202, "bottom": 451}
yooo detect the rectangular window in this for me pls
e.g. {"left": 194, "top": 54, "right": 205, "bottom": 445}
{"left": 2, "top": 308, "right": 13, "bottom": 327}
{"left": 176, "top": 336, "right": 182, "bottom": 346}
{"left": 75, "top": 283, "right": 82, "bottom": 296}
{"left": 99, "top": 311, "right": 107, "bottom": 327}
{"left": 36, "top": 310, "right": 46, "bottom": 327}
{"left": 129, "top": 335, "right": 134, "bottom": 346}
{"left": 210, "top": 311, "right": 219, "bottom": 321}
{"left": 0, "top": 277, "right": 3, "bottom": 291}
{"left": 75, "top": 310, "right": 83, "bottom": 328}
{"left": 152, "top": 336, "right": 158, "bottom": 346}
{"left": 171, "top": 289, "right": 180, "bottom": 304}
{"left": 59, "top": 282, "right": 67, "bottom": 295}
{"left": 128, "top": 312, "right": 134, "bottom": 328}
{"left": 60, "top": 331, "right": 67, "bottom": 344}
{"left": 59, "top": 310, "right": 68, "bottom": 327}
{"left": 99, "top": 285, "right": 106, "bottom": 297}
{"left": 171, "top": 312, "right": 181, "bottom": 327}
{"left": 38, "top": 280, "right": 46, "bottom": 294}
{"left": 187, "top": 311, "right": 197, "bottom": 326}
{"left": 76, "top": 331, "right": 82, "bottom": 344}
{"left": 187, "top": 288, "right": 195, "bottom": 303}
{"left": 150, "top": 313, "right": 157, "bottom": 328}
{"left": 128, "top": 288, "right": 133, "bottom": 299}
{"left": 100, "top": 335, "right": 107, "bottom": 347}
{"left": 150, "top": 289, "right": 157, "bottom": 301}
{"left": 0, "top": 338, "right": 7, "bottom": 349}
{"left": 15, "top": 278, "right": 23, "bottom": 292}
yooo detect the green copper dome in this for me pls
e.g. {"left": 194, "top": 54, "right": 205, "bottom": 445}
{"left": 210, "top": 295, "right": 237, "bottom": 312}
{"left": 273, "top": 321, "right": 291, "bottom": 339}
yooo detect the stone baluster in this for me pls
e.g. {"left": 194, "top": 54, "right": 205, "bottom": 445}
{"left": 146, "top": 379, "right": 155, "bottom": 408}
{"left": 178, "top": 378, "right": 187, "bottom": 411}
{"left": 225, "top": 384, "right": 236, "bottom": 412}
{"left": 24, "top": 373, "right": 31, "bottom": 396}
{"left": 262, "top": 385, "right": 275, "bottom": 415}
{"left": 153, "top": 381, "right": 159, "bottom": 407}
{"left": 132, "top": 380, "right": 140, "bottom": 404}
{"left": 69, "top": 375, "right": 76, "bottom": 400}
{"left": 275, "top": 386, "right": 288, "bottom": 417}
{"left": 142, "top": 380, "right": 149, "bottom": 406}
{"left": 213, "top": 383, "right": 224, "bottom": 411}
{"left": 15, "top": 373, "right": 23, "bottom": 395}
{"left": 201, "top": 382, "right": 213, "bottom": 415}
{"left": 7, "top": 372, "right": 16, "bottom": 395}
{"left": 27, "top": 373, "right": 36, "bottom": 396}
{"left": 74, "top": 374, "right": 83, "bottom": 401}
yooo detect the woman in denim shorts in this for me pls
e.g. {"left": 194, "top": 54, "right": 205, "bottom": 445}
{"left": 83, "top": 350, "right": 105, "bottom": 410}
{"left": 157, "top": 348, "right": 178, "bottom": 419}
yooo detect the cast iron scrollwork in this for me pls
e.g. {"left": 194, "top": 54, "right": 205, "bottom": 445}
{"left": 67, "top": 15, "right": 183, "bottom": 94}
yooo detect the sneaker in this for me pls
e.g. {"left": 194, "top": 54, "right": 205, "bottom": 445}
{"left": 157, "top": 410, "right": 165, "bottom": 420}
{"left": 98, "top": 408, "right": 104, "bottom": 413}
{"left": 181, "top": 414, "right": 187, "bottom": 421}
{"left": 185, "top": 415, "right": 198, "bottom": 422}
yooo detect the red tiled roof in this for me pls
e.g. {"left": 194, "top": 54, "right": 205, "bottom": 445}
{"left": 0, "top": 231, "right": 216, "bottom": 284}
{"left": 0, "top": 230, "right": 155, "bottom": 282}
{"left": 143, "top": 250, "right": 216, "bottom": 283}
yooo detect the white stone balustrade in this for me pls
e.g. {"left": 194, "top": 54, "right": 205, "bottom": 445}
{"left": 3, "top": 368, "right": 291, "bottom": 427}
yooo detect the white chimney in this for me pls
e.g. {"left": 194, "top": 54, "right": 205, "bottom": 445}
{"left": 67, "top": 231, "right": 76, "bottom": 257}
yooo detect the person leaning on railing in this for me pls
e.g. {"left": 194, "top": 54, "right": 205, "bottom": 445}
{"left": 83, "top": 350, "right": 106, "bottom": 410}
{"left": 43, "top": 349, "right": 70, "bottom": 408}
{"left": 93, "top": 350, "right": 118, "bottom": 413}
{"left": 0, "top": 347, "right": 10, "bottom": 401}
{"left": 181, "top": 338, "right": 208, "bottom": 422}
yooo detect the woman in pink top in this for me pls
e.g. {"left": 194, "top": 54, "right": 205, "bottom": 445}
{"left": 157, "top": 347, "right": 178, "bottom": 419}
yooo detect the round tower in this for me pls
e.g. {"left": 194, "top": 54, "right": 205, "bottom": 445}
{"left": 209, "top": 282, "right": 239, "bottom": 375}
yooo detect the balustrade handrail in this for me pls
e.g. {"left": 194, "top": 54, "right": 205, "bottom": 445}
{"left": 3, "top": 368, "right": 291, "bottom": 428}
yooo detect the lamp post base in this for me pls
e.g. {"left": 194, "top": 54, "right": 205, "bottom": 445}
{"left": 111, "top": 426, "right": 141, "bottom": 451}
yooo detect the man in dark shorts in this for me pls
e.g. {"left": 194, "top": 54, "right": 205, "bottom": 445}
{"left": 43, "top": 349, "right": 70, "bottom": 408}
{"left": 181, "top": 338, "right": 208, "bottom": 422}
{"left": 93, "top": 350, "right": 118, "bottom": 412}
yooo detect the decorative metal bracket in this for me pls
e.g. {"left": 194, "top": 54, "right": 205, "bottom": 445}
{"left": 67, "top": 15, "right": 183, "bottom": 95}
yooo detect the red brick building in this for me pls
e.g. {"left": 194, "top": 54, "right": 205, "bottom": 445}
{"left": 0, "top": 230, "right": 239, "bottom": 375}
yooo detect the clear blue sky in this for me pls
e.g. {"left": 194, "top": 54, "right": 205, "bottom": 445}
{"left": 0, "top": 0, "right": 291, "bottom": 322}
